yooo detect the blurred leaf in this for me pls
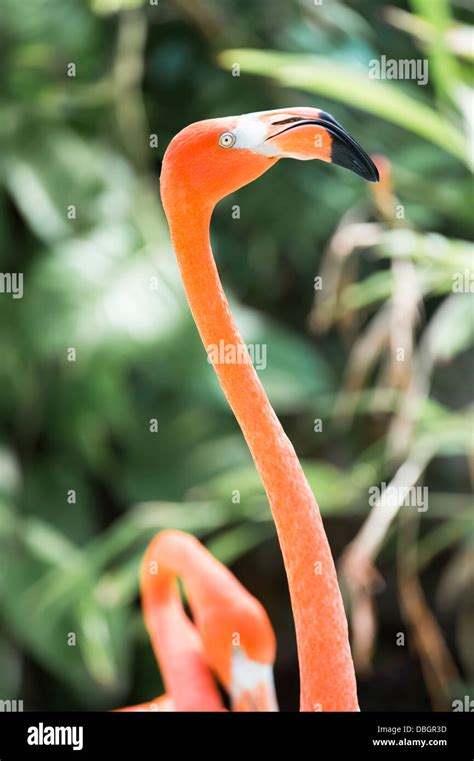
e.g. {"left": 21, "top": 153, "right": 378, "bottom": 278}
{"left": 22, "top": 517, "right": 82, "bottom": 568}
{"left": 76, "top": 592, "right": 128, "bottom": 691}
{"left": 92, "top": 0, "right": 144, "bottom": 15}
{"left": 409, "top": 0, "right": 459, "bottom": 103}
{"left": 207, "top": 523, "right": 274, "bottom": 565}
{"left": 424, "top": 293, "right": 474, "bottom": 362}
{"left": 0, "top": 447, "right": 20, "bottom": 499}
{"left": 417, "top": 515, "right": 473, "bottom": 570}
{"left": 0, "top": 633, "right": 22, "bottom": 699}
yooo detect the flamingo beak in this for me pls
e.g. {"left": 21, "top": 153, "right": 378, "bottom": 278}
{"left": 260, "top": 110, "right": 379, "bottom": 182}
{"left": 230, "top": 649, "right": 279, "bottom": 712}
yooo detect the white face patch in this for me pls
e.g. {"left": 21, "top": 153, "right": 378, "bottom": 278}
{"left": 230, "top": 647, "right": 279, "bottom": 711}
{"left": 232, "top": 114, "right": 281, "bottom": 157}
{"left": 229, "top": 110, "right": 314, "bottom": 158}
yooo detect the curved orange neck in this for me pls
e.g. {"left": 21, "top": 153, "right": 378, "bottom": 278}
{"left": 162, "top": 196, "right": 358, "bottom": 711}
{"left": 141, "top": 533, "right": 224, "bottom": 711}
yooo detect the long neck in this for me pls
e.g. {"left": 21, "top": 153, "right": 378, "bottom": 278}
{"left": 165, "top": 202, "right": 358, "bottom": 711}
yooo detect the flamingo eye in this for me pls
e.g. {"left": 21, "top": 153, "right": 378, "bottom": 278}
{"left": 219, "top": 132, "right": 236, "bottom": 148}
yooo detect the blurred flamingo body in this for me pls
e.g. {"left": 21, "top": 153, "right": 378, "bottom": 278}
{"left": 118, "top": 530, "right": 276, "bottom": 711}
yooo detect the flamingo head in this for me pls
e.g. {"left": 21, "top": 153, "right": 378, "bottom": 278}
{"left": 190, "top": 571, "right": 279, "bottom": 712}
{"left": 143, "top": 530, "right": 278, "bottom": 711}
{"left": 161, "top": 106, "right": 379, "bottom": 210}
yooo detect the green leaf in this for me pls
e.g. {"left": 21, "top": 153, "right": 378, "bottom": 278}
{"left": 206, "top": 523, "right": 275, "bottom": 565}
{"left": 22, "top": 518, "right": 82, "bottom": 568}
{"left": 409, "top": 0, "right": 459, "bottom": 103}
{"left": 76, "top": 593, "right": 128, "bottom": 691}
{"left": 424, "top": 293, "right": 474, "bottom": 362}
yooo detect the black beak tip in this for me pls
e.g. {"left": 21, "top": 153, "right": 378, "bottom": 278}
{"left": 331, "top": 137, "right": 379, "bottom": 183}
{"left": 367, "top": 161, "right": 380, "bottom": 183}
{"left": 269, "top": 111, "right": 380, "bottom": 182}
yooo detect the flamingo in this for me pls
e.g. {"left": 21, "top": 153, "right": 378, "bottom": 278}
{"left": 117, "top": 529, "right": 277, "bottom": 711}
{"left": 121, "top": 107, "right": 378, "bottom": 712}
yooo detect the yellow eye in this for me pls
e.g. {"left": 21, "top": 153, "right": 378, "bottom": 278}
{"left": 219, "top": 132, "right": 236, "bottom": 148}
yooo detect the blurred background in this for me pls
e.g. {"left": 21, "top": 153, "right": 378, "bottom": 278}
{"left": 0, "top": 0, "right": 472, "bottom": 711}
